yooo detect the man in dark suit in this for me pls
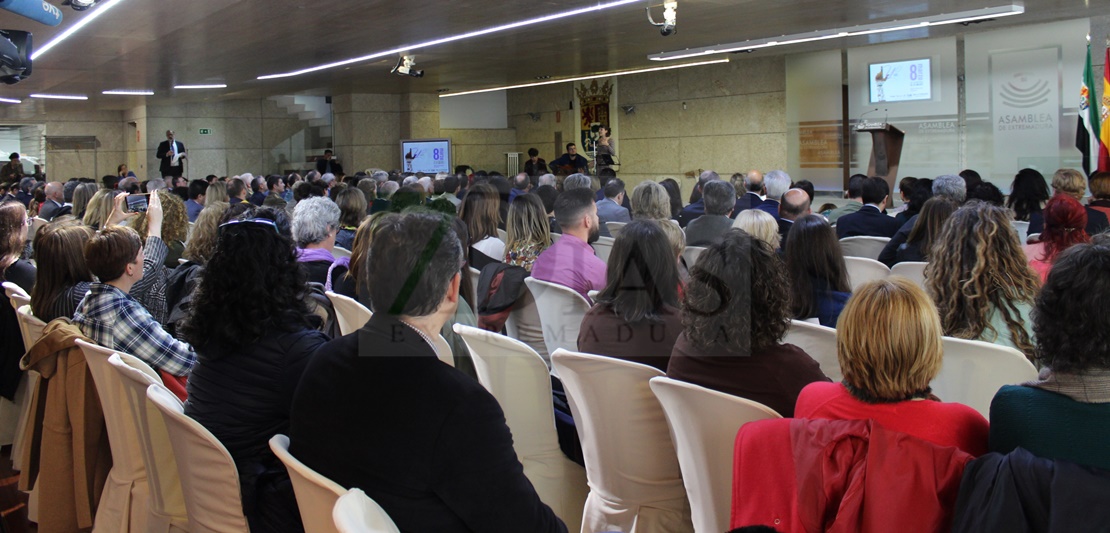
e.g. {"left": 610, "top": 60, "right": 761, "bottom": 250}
{"left": 836, "top": 176, "right": 902, "bottom": 239}
{"left": 289, "top": 213, "right": 566, "bottom": 533}
{"left": 685, "top": 180, "right": 735, "bottom": 247}
{"left": 315, "top": 149, "right": 344, "bottom": 175}
{"left": 156, "top": 130, "right": 186, "bottom": 178}
{"left": 777, "top": 188, "right": 811, "bottom": 248}
{"left": 731, "top": 169, "right": 765, "bottom": 218}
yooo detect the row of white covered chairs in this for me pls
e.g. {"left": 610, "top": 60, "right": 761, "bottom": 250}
{"left": 844, "top": 257, "right": 927, "bottom": 291}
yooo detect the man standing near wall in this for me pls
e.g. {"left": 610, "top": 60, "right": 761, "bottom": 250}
{"left": 156, "top": 130, "right": 186, "bottom": 179}
{"left": 0, "top": 153, "right": 24, "bottom": 182}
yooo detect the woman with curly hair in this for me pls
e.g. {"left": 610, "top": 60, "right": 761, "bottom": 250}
{"left": 1024, "top": 194, "right": 1089, "bottom": 282}
{"left": 667, "top": 229, "right": 829, "bottom": 417}
{"left": 458, "top": 182, "right": 505, "bottom": 268}
{"left": 927, "top": 201, "right": 1039, "bottom": 360}
{"left": 181, "top": 206, "right": 326, "bottom": 532}
{"left": 796, "top": 277, "right": 988, "bottom": 456}
{"left": 990, "top": 235, "right": 1110, "bottom": 470}
{"left": 133, "top": 189, "right": 189, "bottom": 267}
{"left": 502, "top": 193, "right": 551, "bottom": 272}
{"left": 182, "top": 201, "right": 229, "bottom": 265}
{"left": 783, "top": 215, "right": 851, "bottom": 327}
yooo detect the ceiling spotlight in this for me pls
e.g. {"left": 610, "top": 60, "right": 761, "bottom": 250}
{"left": 391, "top": 56, "right": 424, "bottom": 78}
{"left": 66, "top": 0, "right": 100, "bottom": 11}
{"left": 646, "top": 1, "right": 677, "bottom": 36}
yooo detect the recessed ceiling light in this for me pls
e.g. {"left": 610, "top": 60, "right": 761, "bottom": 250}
{"left": 32, "top": 0, "right": 129, "bottom": 60}
{"left": 30, "top": 93, "right": 88, "bottom": 100}
{"left": 649, "top": 3, "right": 1024, "bottom": 61}
{"left": 257, "top": 0, "right": 641, "bottom": 80}
{"left": 174, "top": 84, "right": 227, "bottom": 89}
{"left": 0, "top": 98, "right": 21, "bottom": 104}
{"left": 102, "top": 89, "right": 154, "bottom": 95}
{"left": 440, "top": 58, "right": 730, "bottom": 98}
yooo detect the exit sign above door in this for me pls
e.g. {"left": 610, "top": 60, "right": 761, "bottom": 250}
{"left": 198, "top": 128, "right": 212, "bottom": 135}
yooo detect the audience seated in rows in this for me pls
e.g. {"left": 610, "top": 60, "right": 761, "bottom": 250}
{"left": 684, "top": 180, "right": 735, "bottom": 247}
{"left": 180, "top": 206, "right": 325, "bottom": 532}
{"left": 928, "top": 201, "right": 1038, "bottom": 360}
{"left": 531, "top": 188, "right": 606, "bottom": 302}
{"left": 666, "top": 229, "right": 829, "bottom": 417}
{"left": 334, "top": 187, "right": 367, "bottom": 250}
{"left": 132, "top": 189, "right": 189, "bottom": 268}
{"left": 595, "top": 177, "right": 631, "bottom": 229}
{"left": 731, "top": 169, "right": 765, "bottom": 217}
{"left": 836, "top": 176, "right": 901, "bottom": 239}
{"left": 1029, "top": 168, "right": 1109, "bottom": 236}
{"left": 578, "top": 220, "right": 683, "bottom": 372}
{"left": 502, "top": 193, "right": 551, "bottom": 272}
{"left": 878, "top": 173, "right": 967, "bottom": 266}
{"left": 784, "top": 215, "right": 851, "bottom": 327}
{"left": 30, "top": 221, "right": 94, "bottom": 322}
{"left": 754, "top": 170, "right": 791, "bottom": 220}
{"left": 990, "top": 234, "right": 1110, "bottom": 470}
{"left": 796, "top": 277, "right": 989, "bottom": 455}
{"left": 0, "top": 201, "right": 34, "bottom": 399}
{"left": 1024, "top": 194, "right": 1089, "bottom": 282}
{"left": 889, "top": 196, "right": 958, "bottom": 266}
{"left": 732, "top": 209, "right": 780, "bottom": 250}
{"left": 776, "top": 188, "right": 811, "bottom": 248}
{"left": 677, "top": 170, "right": 719, "bottom": 227}
{"left": 826, "top": 174, "right": 866, "bottom": 224}
{"left": 289, "top": 212, "right": 566, "bottom": 533}
{"left": 1089, "top": 170, "right": 1110, "bottom": 220}
{"left": 292, "top": 196, "right": 348, "bottom": 292}
{"left": 459, "top": 182, "right": 505, "bottom": 269}
{"left": 659, "top": 178, "right": 684, "bottom": 220}
{"left": 629, "top": 179, "right": 672, "bottom": 222}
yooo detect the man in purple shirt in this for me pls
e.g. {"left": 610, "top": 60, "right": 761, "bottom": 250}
{"left": 531, "top": 187, "right": 607, "bottom": 301}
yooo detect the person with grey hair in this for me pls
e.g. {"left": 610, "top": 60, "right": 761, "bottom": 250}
{"left": 563, "top": 173, "right": 592, "bottom": 191}
{"left": 292, "top": 196, "right": 347, "bottom": 289}
{"left": 685, "top": 180, "right": 736, "bottom": 246}
{"left": 371, "top": 180, "right": 400, "bottom": 214}
{"left": 147, "top": 178, "right": 168, "bottom": 193}
{"left": 537, "top": 173, "right": 556, "bottom": 187}
{"left": 371, "top": 170, "right": 389, "bottom": 183}
{"left": 878, "top": 173, "right": 970, "bottom": 266}
{"left": 118, "top": 176, "right": 140, "bottom": 193}
{"left": 401, "top": 175, "right": 419, "bottom": 188}
{"left": 38, "top": 181, "right": 68, "bottom": 220}
{"left": 755, "top": 170, "right": 792, "bottom": 220}
{"left": 320, "top": 173, "right": 337, "bottom": 190}
{"left": 677, "top": 170, "right": 721, "bottom": 228}
{"left": 289, "top": 212, "right": 566, "bottom": 533}
{"left": 417, "top": 176, "right": 434, "bottom": 195}
{"left": 631, "top": 180, "right": 672, "bottom": 221}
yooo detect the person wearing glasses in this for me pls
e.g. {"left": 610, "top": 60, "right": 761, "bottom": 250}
{"left": 179, "top": 206, "right": 327, "bottom": 531}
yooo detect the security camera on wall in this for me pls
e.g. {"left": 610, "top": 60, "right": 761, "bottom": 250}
{"left": 391, "top": 55, "right": 424, "bottom": 78}
{"left": 0, "top": 30, "right": 32, "bottom": 85}
{"left": 646, "top": 1, "right": 677, "bottom": 36}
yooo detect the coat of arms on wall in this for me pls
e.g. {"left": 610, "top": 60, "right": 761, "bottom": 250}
{"left": 577, "top": 80, "right": 612, "bottom": 153}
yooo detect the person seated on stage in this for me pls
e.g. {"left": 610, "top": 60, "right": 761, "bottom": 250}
{"left": 684, "top": 180, "right": 735, "bottom": 247}
{"left": 795, "top": 277, "right": 989, "bottom": 457}
{"left": 784, "top": 215, "right": 851, "bottom": 328}
{"left": 531, "top": 187, "right": 606, "bottom": 303}
{"left": 72, "top": 223, "right": 196, "bottom": 378}
{"left": 667, "top": 229, "right": 829, "bottom": 417}
{"left": 549, "top": 143, "right": 589, "bottom": 175}
{"left": 289, "top": 212, "right": 567, "bottom": 533}
{"left": 292, "top": 196, "right": 347, "bottom": 291}
{"left": 928, "top": 201, "right": 1039, "bottom": 361}
{"left": 458, "top": 183, "right": 505, "bottom": 270}
{"left": 826, "top": 174, "right": 867, "bottom": 225}
{"left": 578, "top": 220, "right": 682, "bottom": 372}
{"left": 524, "top": 147, "right": 548, "bottom": 177}
{"left": 676, "top": 170, "right": 719, "bottom": 228}
{"left": 990, "top": 234, "right": 1110, "bottom": 471}
{"left": 835, "top": 177, "right": 901, "bottom": 239}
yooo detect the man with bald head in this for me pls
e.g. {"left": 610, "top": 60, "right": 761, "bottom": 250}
{"left": 157, "top": 130, "right": 186, "bottom": 178}
{"left": 778, "top": 188, "right": 811, "bottom": 248}
{"left": 732, "top": 169, "right": 765, "bottom": 218}
{"left": 38, "top": 181, "right": 69, "bottom": 220}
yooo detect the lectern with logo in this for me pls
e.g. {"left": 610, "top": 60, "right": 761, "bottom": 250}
{"left": 856, "top": 122, "right": 904, "bottom": 192}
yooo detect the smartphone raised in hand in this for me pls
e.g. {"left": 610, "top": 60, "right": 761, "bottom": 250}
{"left": 125, "top": 193, "right": 150, "bottom": 213}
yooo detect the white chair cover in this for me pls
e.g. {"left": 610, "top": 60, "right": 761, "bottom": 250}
{"left": 591, "top": 236, "right": 615, "bottom": 265}
{"left": 605, "top": 221, "right": 626, "bottom": 237}
{"left": 890, "top": 261, "right": 928, "bottom": 289}
{"left": 467, "top": 266, "right": 481, "bottom": 310}
{"left": 333, "top": 489, "right": 401, "bottom": 533}
{"left": 550, "top": 232, "right": 562, "bottom": 244}
{"left": 552, "top": 349, "right": 692, "bottom": 533}
{"left": 505, "top": 288, "right": 549, "bottom": 364}
{"left": 681, "top": 247, "right": 706, "bottom": 270}
{"left": 332, "top": 246, "right": 352, "bottom": 259}
{"left": 844, "top": 256, "right": 891, "bottom": 292}
{"left": 523, "top": 278, "right": 590, "bottom": 360}
{"left": 270, "top": 434, "right": 345, "bottom": 533}
{"left": 454, "top": 326, "right": 588, "bottom": 531}
{"left": 146, "top": 383, "right": 251, "bottom": 533}
{"left": 3, "top": 281, "right": 30, "bottom": 309}
{"left": 1011, "top": 220, "right": 1030, "bottom": 245}
{"left": 649, "top": 377, "right": 780, "bottom": 533}
{"left": 29, "top": 217, "right": 47, "bottom": 240}
{"left": 838, "top": 236, "right": 891, "bottom": 260}
{"left": 497, "top": 228, "right": 508, "bottom": 242}
{"left": 12, "top": 305, "right": 44, "bottom": 472}
{"left": 326, "top": 291, "right": 372, "bottom": 336}
{"left": 932, "top": 336, "right": 1038, "bottom": 419}
{"left": 108, "top": 354, "right": 189, "bottom": 533}
{"left": 75, "top": 338, "right": 151, "bottom": 533}
{"left": 783, "top": 319, "right": 841, "bottom": 382}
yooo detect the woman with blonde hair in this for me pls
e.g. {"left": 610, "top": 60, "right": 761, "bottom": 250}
{"left": 205, "top": 180, "right": 229, "bottom": 204}
{"left": 133, "top": 189, "right": 189, "bottom": 267}
{"left": 182, "top": 201, "right": 230, "bottom": 265}
{"left": 795, "top": 277, "right": 989, "bottom": 456}
{"left": 82, "top": 188, "right": 117, "bottom": 230}
{"left": 71, "top": 182, "right": 97, "bottom": 220}
{"left": 630, "top": 180, "right": 672, "bottom": 221}
{"left": 732, "top": 209, "right": 781, "bottom": 250}
{"left": 927, "top": 201, "right": 1039, "bottom": 360}
{"left": 503, "top": 193, "right": 551, "bottom": 272}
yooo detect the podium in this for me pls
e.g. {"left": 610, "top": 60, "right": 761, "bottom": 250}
{"left": 856, "top": 123, "right": 904, "bottom": 192}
